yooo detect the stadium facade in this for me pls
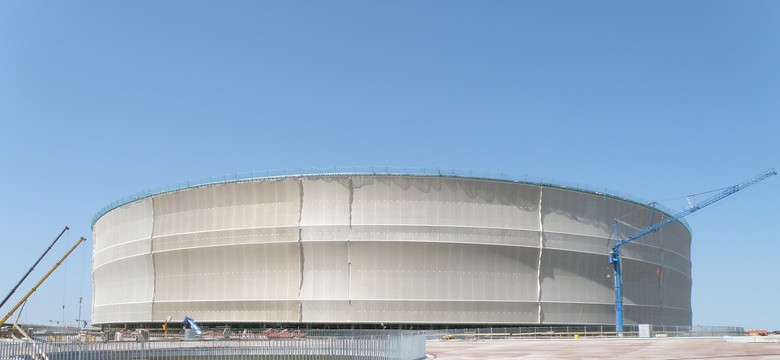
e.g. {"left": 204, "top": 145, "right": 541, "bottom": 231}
{"left": 91, "top": 169, "right": 692, "bottom": 327}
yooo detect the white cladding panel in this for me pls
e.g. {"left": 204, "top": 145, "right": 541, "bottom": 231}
{"left": 92, "top": 198, "right": 153, "bottom": 324}
{"left": 92, "top": 175, "right": 692, "bottom": 326}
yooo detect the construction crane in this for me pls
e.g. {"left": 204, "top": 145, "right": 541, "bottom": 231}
{"left": 1, "top": 236, "right": 87, "bottom": 328}
{"left": 609, "top": 169, "right": 777, "bottom": 336}
{"left": 0, "top": 226, "right": 69, "bottom": 311}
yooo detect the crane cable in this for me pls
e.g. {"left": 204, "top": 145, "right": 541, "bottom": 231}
{"left": 654, "top": 186, "right": 731, "bottom": 206}
{"left": 61, "top": 231, "right": 69, "bottom": 325}
{"left": 610, "top": 185, "right": 732, "bottom": 245}
{"left": 78, "top": 233, "right": 87, "bottom": 328}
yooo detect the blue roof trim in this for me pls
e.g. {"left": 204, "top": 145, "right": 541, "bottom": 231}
{"left": 91, "top": 166, "right": 691, "bottom": 232}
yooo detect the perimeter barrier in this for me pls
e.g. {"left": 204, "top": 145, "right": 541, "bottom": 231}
{"left": 0, "top": 330, "right": 426, "bottom": 360}
{"left": 428, "top": 325, "right": 745, "bottom": 340}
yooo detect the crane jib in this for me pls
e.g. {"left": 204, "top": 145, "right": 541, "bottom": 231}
{"left": 611, "top": 168, "right": 776, "bottom": 336}
{"left": 613, "top": 170, "right": 777, "bottom": 250}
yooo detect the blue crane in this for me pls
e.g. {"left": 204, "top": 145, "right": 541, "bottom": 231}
{"left": 609, "top": 169, "right": 777, "bottom": 336}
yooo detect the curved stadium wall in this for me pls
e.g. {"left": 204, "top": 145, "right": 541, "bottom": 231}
{"left": 91, "top": 171, "right": 692, "bottom": 327}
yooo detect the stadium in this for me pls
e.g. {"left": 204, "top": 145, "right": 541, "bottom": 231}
{"left": 91, "top": 168, "right": 692, "bottom": 328}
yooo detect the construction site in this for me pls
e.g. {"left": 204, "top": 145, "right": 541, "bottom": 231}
{"left": 1, "top": 167, "right": 778, "bottom": 359}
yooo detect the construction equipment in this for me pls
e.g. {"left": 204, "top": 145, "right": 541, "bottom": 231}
{"left": 610, "top": 169, "right": 777, "bottom": 335}
{"left": 0, "top": 226, "right": 69, "bottom": 311}
{"left": 0, "top": 299, "right": 31, "bottom": 340}
{"left": 163, "top": 315, "right": 172, "bottom": 338}
{"left": 183, "top": 316, "right": 203, "bottom": 335}
{"left": 1, "top": 237, "right": 87, "bottom": 327}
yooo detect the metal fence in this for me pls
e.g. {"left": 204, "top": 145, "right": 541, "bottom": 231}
{"left": 426, "top": 325, "right": 746, "bottom": 340}
{"left": 0, "top": 324, "right": 748, "bottom": 359}
{"left": 0, "top": 330, "right": 426, "bottom": 360}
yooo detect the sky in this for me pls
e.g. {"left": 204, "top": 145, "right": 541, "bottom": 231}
{"left": 0, "top": 1, "right": 778, "bottom": 330}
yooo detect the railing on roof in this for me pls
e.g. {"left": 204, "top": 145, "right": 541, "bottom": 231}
{"left": 91, "top": 166, "right": 688, "bottom": 230}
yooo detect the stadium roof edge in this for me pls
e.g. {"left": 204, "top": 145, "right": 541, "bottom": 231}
{"left": 91, "top": 167, "right": 691, "bottom": 233}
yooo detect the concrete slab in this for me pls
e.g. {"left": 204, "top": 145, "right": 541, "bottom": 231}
{"left": 727, "top": 336, "right": 780, "bottom": 343}
{"left": 426, "top": 337, "right": 780, "bottom": 359}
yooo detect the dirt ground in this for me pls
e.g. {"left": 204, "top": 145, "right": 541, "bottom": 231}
{"left": 426, "top": 337, "right": 780, "bottom": 359}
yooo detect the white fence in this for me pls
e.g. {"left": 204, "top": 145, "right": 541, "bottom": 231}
{"left": 0, "top": 330, "right": 426, "bottom": 360}
{"left": 427, "top": 325, "right": 745, "bottom": 340}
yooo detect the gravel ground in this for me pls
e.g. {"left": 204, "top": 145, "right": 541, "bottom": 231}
{"left": 426, "top": 337, "right": 780, "bottom": 359}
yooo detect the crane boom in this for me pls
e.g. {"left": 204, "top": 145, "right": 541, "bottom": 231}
{"left": 0, "top": 226, "right": 69, "bottom": 311}
{"left": 610, "top": 169, "right": 776, "bottom": 335}
{"left": 614, "top": 169, "right": 778, "bottom": 249}
{"left": 1, "top": 237, "right": 87, "bottom": 327}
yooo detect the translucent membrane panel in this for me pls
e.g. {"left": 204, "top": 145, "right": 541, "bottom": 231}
{"left": 92, "top": 302, "right": 152, "bottom": 324}
{"left": 541, "top": 188, "right": 627, "bottom": 239}
{"left": 152, "top": 179, "right": 301, "bottom": 237}
{"left": 347, "top": 300, "right": 540, "bottom": 324}
{"left": 300, "top": 177, "right": 351, "bottom": 226}
{"left": 299, "top": 241, "right": 349, "bottom": 300}
{"left": 351, "top": 225, "right": 540, "bottom": 248}
{"left": 152, "top": 300, "right": 299, "bottom": 323}
{"left": 621, "top": 258, "right": 691, "bottom": 309}
{"left": 349, "top": 242, "right": 538, "bottom": 302}
{"left": 93, "top": 198, "right": 153, "bottom": 254}
{"left": 92, "top": 197, "right": 154, "bottom": 324}
{"left": 152, "top": 227, "right": 300, "bottom": 253}
{"left": 92, "top": 254, "right": 154, "bottom": 323}
{"left": 92, "top": 175, "right": 693, "bottom": 326}
{"left": 351, "top": 177, "right": 540, "bottom": 229}
{"left": 152, "top": 243, "right": 301, "bottom": 302}
{"left": 659, "top": 307, "right": 692, "bottom": 326}
{"left": 540, "top": 303, "right": 614, "bottom": 325}
{"left": 539, "top": 249, "right": 614, "bottom": 304}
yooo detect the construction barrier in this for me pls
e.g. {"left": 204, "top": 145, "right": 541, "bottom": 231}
{"left": 0, "top": 330, "right": 426, "bottom": 360}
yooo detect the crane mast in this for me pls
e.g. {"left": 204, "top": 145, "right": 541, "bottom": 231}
{"left": 610, "top": 169, "right": 777, "bottom": 336}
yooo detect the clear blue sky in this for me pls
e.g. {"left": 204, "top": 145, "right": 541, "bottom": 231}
{"left": 1, "top": 1, "right": 777, "bottom": 330}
